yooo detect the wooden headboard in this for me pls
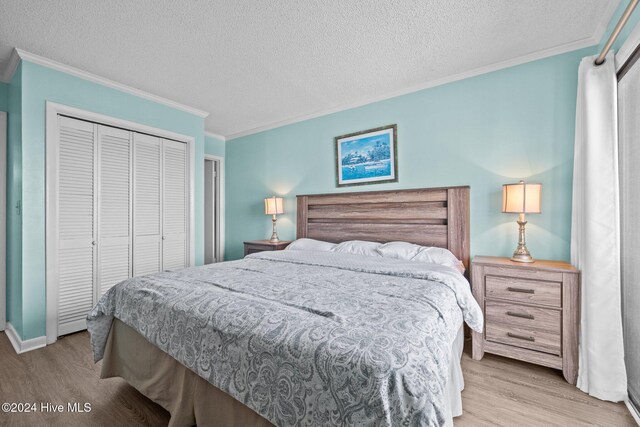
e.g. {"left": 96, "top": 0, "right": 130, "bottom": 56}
{"left": 296, "top": 186, "right": 470, "bottom": 271}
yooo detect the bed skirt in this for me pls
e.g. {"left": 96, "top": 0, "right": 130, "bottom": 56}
{"left": 101, "top": 319, "right": 465, "bottom": 426}
{"left": 101, "top": 319, "right": 273, "bottom": 427}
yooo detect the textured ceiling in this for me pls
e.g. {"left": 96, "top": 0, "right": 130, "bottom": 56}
{"left": 0, "top": 1, "right": 619, "bottom": 138}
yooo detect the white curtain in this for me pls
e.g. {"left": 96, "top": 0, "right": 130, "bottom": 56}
{"left": 571, "top": 51, "right": 627, "bottom": 402}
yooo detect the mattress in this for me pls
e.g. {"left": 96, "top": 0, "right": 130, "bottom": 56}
{"left": 88, "top": 250, "right": 483, "bottom": 426}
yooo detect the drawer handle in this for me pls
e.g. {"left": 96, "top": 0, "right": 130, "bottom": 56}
{"left": 507, "top": 287, "right": 535, "bottom": 294}
{"left": 506, "top": 311, "right": 535, "bottom": 320}
{"left": 507, "top": 332, "right": 535, "bottom": 342}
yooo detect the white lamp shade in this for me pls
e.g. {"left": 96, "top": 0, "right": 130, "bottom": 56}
{"left": 502, "top": 181, "right": 542, "bottom": 214}
{"left": 264, "top": 196, "right": 284, "bottom": 215}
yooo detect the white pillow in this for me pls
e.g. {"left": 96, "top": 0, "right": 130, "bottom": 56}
{"left": 286, "top": 238, "right": 336, "bottom": 251}
{"left": 331, "top": 240, "right": 382, "bottom": 257}
{"left": 376, "top": 241, "right": 423, "bottom": 259}
{"left": 412, "top": 246, "right": 466, "bottom": 274}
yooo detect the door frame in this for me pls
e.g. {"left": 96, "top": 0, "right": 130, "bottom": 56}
{"left": 0, "top": 112, "right": 6, "bottom": 331}
{"left": 45, "top": 101, "right": 196, "bottom": 344}
{"left": 204, "top": 154, "right": 225, "bottom": 262}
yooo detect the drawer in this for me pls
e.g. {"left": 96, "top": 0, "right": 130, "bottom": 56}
{"left": 486, "top": 300, "right": 561, "bottom": 335}
{"left": 484, "top": 265, "right": 563, "bottom": 282}
{"left": 486, "top": 322, "right": 561, "bottom": 356}
{"left": 485, "top": 275, "right": 561, "bottom": 307}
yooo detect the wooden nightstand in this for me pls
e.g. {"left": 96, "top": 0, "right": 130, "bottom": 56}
{"left": 471, "top": 256, "right": 580, "bottom": 384}
{"left": 243, "top": 240, "right": 291, "bottom": 256}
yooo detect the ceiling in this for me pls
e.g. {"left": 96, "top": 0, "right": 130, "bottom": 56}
{"left": 0, "top": 1, "right": 620, "bottom": 139}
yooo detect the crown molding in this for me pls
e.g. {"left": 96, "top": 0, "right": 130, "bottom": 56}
{"left": 205, "top": 130, "right": 226, "bottom": 141}
{"left": 2, "top": 48, "right": 209, "bottom": 118}
{"left": 225, "top": 2, "right": 619, "bottom": 141}
{"left": 227, "top": 35, "right": 605, "bottom": 140}
{"left": 1, "top": 1, "right": 618, "bottom": 137}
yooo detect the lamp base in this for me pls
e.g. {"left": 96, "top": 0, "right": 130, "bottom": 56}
{"left": 269, "top": 215, "right": 280, "bottom": 243}
{"left": 269, "top": 235, "right": 280, "bottom": 243}
{"left": 511, "top": 251, "right": 535, "bottom": 263}
{"left": 511, "top": 218, "right": 534, "bottom": 263}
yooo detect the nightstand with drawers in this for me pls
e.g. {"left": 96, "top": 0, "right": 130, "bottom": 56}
{"left": 243, "top": 240, "right": 291, "bottom": 256}
{"left": 471, "top": 256, "right": 580, "bottom": 384}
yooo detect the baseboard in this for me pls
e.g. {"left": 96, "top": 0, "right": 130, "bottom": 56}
{"left": 626, "top": 399, "right": 640, "bottom": 426}
{"left": 4, "top": 322, "right": 47, "bottom": 354}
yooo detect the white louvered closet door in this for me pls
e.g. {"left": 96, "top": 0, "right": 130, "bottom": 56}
{"left": 162, "top": 139, "right": 188, "bottom": 271}
{"left": 57, "top": 116, "right": 96, "bottom": 336}
{"left": 133, "top": 133, "right": 163, "bottom": 276}
{"left": 97, "top": 125, "right": 132, "bottom": 298}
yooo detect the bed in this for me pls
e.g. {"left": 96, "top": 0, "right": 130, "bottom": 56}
{"left": 87, "top": 186, "right": 483, "bottom": 426}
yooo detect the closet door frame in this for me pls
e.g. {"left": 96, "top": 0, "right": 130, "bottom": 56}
{"left": 45, "top": 102, "right": 195, "bottom": 345}
{"left": 204, "top": 154, "right": 225, "bottom": 262}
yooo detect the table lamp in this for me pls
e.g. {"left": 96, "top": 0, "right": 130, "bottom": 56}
{"left": 264, "top": 196, "right": 284, "bottom": 242}
{"left": 502, "top": 180, "right": 542, "bottom": 263}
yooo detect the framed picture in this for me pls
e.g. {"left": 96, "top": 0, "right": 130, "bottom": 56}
{"left": 334, "top": 124, "right": 398, "bottom": 187}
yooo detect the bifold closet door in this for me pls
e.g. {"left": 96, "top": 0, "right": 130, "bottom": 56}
{"left": 133, "top": 133, "right": 163, "bottom": 276}
{"left": 162, "top": 139, "right": 188, "bottom": 271}
{"left": 54, "top": 117, "right": 190, "bottom": 337}
{"left": 57, "top": 116, "right": 96, "bottom": 335}
{"left": 97, "top": 125, "right": 132, "bottom": 298}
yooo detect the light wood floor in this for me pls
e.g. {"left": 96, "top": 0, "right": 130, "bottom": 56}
{"left": 0, "top": 332, "right": 635, "bottom": 427}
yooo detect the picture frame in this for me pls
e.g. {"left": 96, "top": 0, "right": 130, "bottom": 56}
{"left": 334, "top": 124, "right": 398, "bottom": 187}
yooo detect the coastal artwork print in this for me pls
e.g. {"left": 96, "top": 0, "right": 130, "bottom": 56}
{"left": 335, "top": 124, "right": 398, "bottom": 187}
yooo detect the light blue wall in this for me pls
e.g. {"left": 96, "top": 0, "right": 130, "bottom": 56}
{"left": 14, "top": 61, "right": 206, "bottom": 340}
{"left": 205, "top": 134, "right": 225, "bottom": 157}
{"left": 225, "top": 48, "right": 595, "bottom": 261}
{"left": 0, "top": 82, "right": 7, "bottom": 111}
{"left": 6, "top": 63, "right": 23, "bottom": 335}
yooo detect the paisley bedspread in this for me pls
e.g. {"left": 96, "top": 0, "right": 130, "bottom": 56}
{"left": 87, "top": 250, "right": 483, "bottom": 426}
